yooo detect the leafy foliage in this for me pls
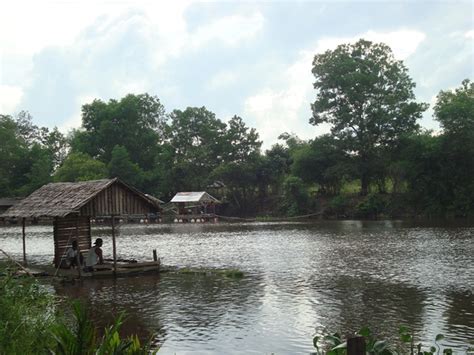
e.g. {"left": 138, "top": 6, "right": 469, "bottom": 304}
{"left": 54, "top": 153, "right": 108, "bottom": 182}
{"left": 310, "top": 39, "right": 427, "bottom": 195}
{"left": 311, "top": 327, "right": 460, "bottom": 355}
{"left": 0, "top": 265, "right": 157, "bottom": 354}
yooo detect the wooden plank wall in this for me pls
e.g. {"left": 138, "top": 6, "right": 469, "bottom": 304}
{"left": 53, "top": 216, "right": 91, "bottom": 267}
{"left": 79, "top": 182, "right": 155, "bottom": 216}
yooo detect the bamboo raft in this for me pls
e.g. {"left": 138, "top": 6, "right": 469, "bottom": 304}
{"left": 57, "top": 261, "right": 161, "bottom": 279}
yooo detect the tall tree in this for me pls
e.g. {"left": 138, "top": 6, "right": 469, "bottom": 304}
{"left": 433, "top": 79, "right": 474, "bottom": 215}
{"left": 224, "top": 115, "right": 261, "bottom": 163}
{"left": 108, "top": 145, "right": 144, "bottom": 188}
{"left": 310, "top": 39, "right": 427, "bottom": 194}
{"left": 168, "top": 107, "right": 227, "bottom": 190}
{"left": 71, "top": 93, "right": 166, "bottom": 171}
{"left": 292, "top": 135, "right": 351, "bottom": 195}
{"left": 54, "top": 153, "right": 107, "bottom": 182}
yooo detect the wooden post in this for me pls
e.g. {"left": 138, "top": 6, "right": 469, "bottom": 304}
{"left": 22, "top": 218, "right": 27, "bottom": 265}
{"left": 75, "top": 218, "right": 82, "bottom": 279}
{"left": 153, "top": 249, "right": 157, "bottom": 262}
{"left": 111, "top": 215, "right": 117, "bottom": 276}
{"left": 347, "top": 336, "right": 365, "bottom": 355}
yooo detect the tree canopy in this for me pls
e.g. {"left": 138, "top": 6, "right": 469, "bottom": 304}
{"left": 310, "top": 39, "right": 428, "bottom": 194}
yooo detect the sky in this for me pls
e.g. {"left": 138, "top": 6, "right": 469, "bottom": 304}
{"left": 0, "top": 0, "right": 472, "bottom": 149}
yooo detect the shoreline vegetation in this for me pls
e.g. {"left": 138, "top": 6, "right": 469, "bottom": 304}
{"left": 1, "top": 40, "right": 472, "bottom": 221}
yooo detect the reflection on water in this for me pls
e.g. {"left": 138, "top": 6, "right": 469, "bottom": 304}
{"left": 1, "top": 221, "right": 473, "bottom": 354}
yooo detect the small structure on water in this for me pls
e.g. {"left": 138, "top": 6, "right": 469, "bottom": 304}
{"left": 0, "top": 198, "right": 23, "bottom": 224}
{"left": 1, "top": 178, "right": 161, "bottom": 277}
{"left": 170, "top": 191, "right": 220, "bottom": 223}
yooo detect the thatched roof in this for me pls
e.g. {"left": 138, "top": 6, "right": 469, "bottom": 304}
{"left": 170, "top": 191, "right": 220, "bottom": 204}
{"left": 0, "top": 197, "right": 23, "bottom": 207}
{"left": 1, "top": 178, "right": 157, "bottom": 218}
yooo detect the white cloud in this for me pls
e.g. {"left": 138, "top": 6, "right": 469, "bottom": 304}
{"left": 59, "top": 93, "right": 96, "bottom": 132}
{"left": 314, "top": 29, "right": 426, "bottom": 60}
{"left": 0, "top": 85, "right": 23, "bottom": 114}
{"left": 206, "top": 70, "right": 239, "bottom": 90}
{"left": 244, "top": 29, "right": 426, "bottom": 147}
{"left": 192, "top": 12, "right": 264, "bottom": 48}
{"left": 465, "top": 30, "right": 474, "bottom": 39}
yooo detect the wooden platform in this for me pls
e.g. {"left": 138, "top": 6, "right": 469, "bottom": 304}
{"left": 29, "top": 261, "right": 162, "bottom": 279}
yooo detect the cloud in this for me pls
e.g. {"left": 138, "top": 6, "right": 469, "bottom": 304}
{"left": 191, "top": 12, "right": 264, "bottom": 48}
{"left": 206, "top": 70, "right": 239, "bottom": 90}
{"left": 314, "top": 29, "right": 426, "bottom": 60}
{"left": 244, "top": 29, "right": 426, "bottom": 147}
{"left": 0, "top": 85, "right": 23, "bottom": 114}
{"left": 465, "top": 30, "right": 474, "bottom": 39}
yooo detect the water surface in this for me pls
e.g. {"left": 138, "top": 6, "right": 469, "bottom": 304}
{"left": 1, "top": 221, "right": 473, "bottom": 354}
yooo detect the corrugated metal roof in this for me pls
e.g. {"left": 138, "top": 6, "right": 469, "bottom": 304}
{"left": 170, "top": 191, "right": 220, "bottom": 203}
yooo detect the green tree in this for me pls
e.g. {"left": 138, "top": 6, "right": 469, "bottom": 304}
{"left": 108, "top": 145, "right": 145, "bottom": 188}
{"left": 432, "top": 79, "right": 474, "bottom": 216}
{"left": 71, "top": 93, "right": 165, "bottom": 171}
{"left": 168, "top": 107, "right": 227, "bottom": 190}
{"left": 292, "top": 135, "right": 351, "bottom": 195}
{"left": 0, "top": 115, "right": 29, "bottom": 195}
{"left": 282, "top": 176, "right": 309, "bottom": 216}
{"left": 434, "top": 79, "right": 474, "bottom": 135}
{"left": 224, "top": 115, "right": 261, "bottom": 163}
{"left": 54, "top": 152, "right": 107, "bottom": 182}
{"left": 310, "top": 39, "right": 428, "bottom": 195}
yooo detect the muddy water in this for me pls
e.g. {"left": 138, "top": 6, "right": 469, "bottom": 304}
{"left": 1, "top": 221, "right": 473, "bottom": 354}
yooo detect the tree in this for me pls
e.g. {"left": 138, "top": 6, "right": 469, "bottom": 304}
{"left": 0, "top": 115, "right": 29, "bottom": 196}
{"left": 432, "top": 79, "right": 474, "bottom": 216}
{"left": 434, "top": 79, "right": 474, "bottom": 135}
{"left": 292, "top": 135, "right": 351, "bottom": 195}
{"left": 224, "top": 115, "right": 261, "bottom": 163}
{"left": 168, "top": 107, "right": 227, "bottom": 190}
{"left": 108, "top": 145, "right": 144, "bottom": 188}
{"left": 310, "top": 39, "right": 427, "bottom": 194}
{"left": 54, "top": 153, "right": 107, "bottom": 182}
{"left": 71, "top": 93, "right": 166, "bottom": 171}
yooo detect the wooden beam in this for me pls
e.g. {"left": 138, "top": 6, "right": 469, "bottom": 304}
{"left": 347, "top": 336, "right": 365, "bottom": 355}
{"left": 111, "top": 215, "right": 117, "bottom": 276}
{"left": 22, "top": 218, "right": 27, "bottom": 265}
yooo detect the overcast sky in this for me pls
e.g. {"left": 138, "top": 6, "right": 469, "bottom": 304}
{"left": 1, "top": 0, "right": 472, "bottom": 148}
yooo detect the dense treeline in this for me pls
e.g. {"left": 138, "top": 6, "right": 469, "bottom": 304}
{"left": 1, "top": 39, "right": 472, "bottom": 218}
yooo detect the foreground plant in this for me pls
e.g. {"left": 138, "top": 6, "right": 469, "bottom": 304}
{"left": 49, "top": 301, "right": 157, "bottom": 355}
{"left": 312, "top": 326, "right": 472, "bottom": 355}
{"left": 0, "top": 264, "right": 157, "bottom": 354}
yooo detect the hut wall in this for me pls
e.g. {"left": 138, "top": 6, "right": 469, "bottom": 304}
{"left": 79, "top": 183, "right": 155, "bottom": 217}
{"left": 53, "top": 216, "right": 91, "bottom": 267}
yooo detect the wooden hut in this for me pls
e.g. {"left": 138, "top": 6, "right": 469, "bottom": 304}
{"left": 170, "top": 191, "right": 220, "bottom": 222}
{"left": 1, "top": 178, "right": 160, "bottom": 273}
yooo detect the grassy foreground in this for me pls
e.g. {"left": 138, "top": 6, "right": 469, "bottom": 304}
{"left": 0, "top": 263, "right": 156, "bottom": 354}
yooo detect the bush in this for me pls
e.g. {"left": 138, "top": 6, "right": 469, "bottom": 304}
{"left": 0, "top": 267, "right": 57, "bottom": 354}
{"left": 0, "top": 264, "right": 157, "bottom": 354}
{"left": 355, "top": 193, "right": 388, "bottom": 219}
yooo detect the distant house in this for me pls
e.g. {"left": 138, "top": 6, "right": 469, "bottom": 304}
{"left": 0, "top": 198, "right": 23, "bottom": 218}
{"left": 170, "top": 191, "right": 220, "bottom": 223}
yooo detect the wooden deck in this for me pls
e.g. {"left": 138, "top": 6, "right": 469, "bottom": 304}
{"left": 17, "top": 261, "right": 162, "bottom": 279}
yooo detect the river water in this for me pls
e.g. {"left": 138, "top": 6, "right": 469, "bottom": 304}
{"left": 1, "top": 221, "right": 473, "bottom": 354}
